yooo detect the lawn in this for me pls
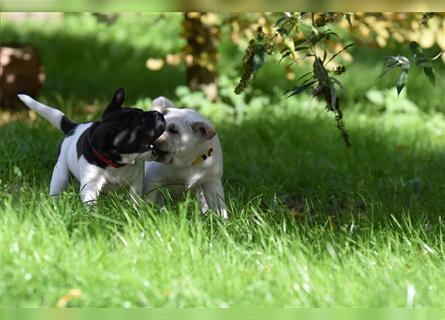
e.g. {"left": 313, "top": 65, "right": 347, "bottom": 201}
{"left": 1, "top": 13, "right": 445, "bottom": 307}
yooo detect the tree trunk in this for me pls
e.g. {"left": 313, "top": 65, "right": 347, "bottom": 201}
{"left": 0, "top": 45, "right": 45, "bottom": 109}
{"left": 183, "top": 13, "right": 220, "bottom": 101}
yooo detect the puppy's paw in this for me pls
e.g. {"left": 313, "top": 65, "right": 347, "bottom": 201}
{"left": 82, "top": 199, "right": 98, "bottom": 210}
{"left": 203, "top": 208, "right": 228, "bottom": 220}
{"left": 219, "top": 209, "right": 228, "bottom": 220}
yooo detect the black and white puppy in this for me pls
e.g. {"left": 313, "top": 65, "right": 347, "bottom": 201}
{"left": 18, "top": 89, "right": 166, "bottom": 204}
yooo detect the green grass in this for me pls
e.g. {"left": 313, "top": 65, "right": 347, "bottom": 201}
{"left": 2, "top": 98, "right": 445, "bottom": 307}
{"left": 1, "top": 13, "right": 445, "bottom": 307}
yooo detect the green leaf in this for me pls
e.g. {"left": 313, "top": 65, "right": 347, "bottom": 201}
{"left": 279, "top": 51, "right": 291, "bottom": 62}
{"left": 379, "top": 55, "right": 410, "bottom": 78}
{"left": 423, "top": 66, "right": 435, "bottom": 86}
{"left": 285, "top": 80, "right": 317, "bottom": 97}
{"left": 409, "top": 41, "right": 424, "bottom": 56}
{"left": 325, "top": 31, "right": 339, "bottom": 39}
{"left": 283, "top": 37, "right": 296, "bottom": 58}
{"left": 396, "top": 69, "right": 409, "bottom": 96}
{"left": 295, "top": 71, "right": 313, "bottom": 83}
{"left": 409, "top": 42, "right": 430, "bottom": 74}
{"left": 294, "top": 45, "right": 310, "bottom": 51}
{"left": 344, "top": 13, "right": 353, "bottom": 28}
{"left": 274, "top": 15, "right": 288, "bottom": 27}
{"left": 414, "top": 57, "right": 431, "bottom": 68}
{"left": 326, "top": 43, "right": 354, "bottom": 65}
{"left": 293, "top": 38, "right": 307, "bottom": 46}
{"left": 308, "top": 31, "right": 338, "bottom": 46}
{"left": 431, "top": 50, "right": 444, "bottom": 61}
{"left": 330, "top": 77, "right": 345, "bottom": 92}
{"left": 252, "top": 46, "right": 266, "bottom": 76}
{"left": 277, "top": 27, "right": 288, "bottom": 35}
{"left": 322, "top": 49, "right": 327, "bottom": 63}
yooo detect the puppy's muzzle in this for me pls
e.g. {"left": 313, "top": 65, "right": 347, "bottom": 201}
{"left": 152, "top": 132, "right": 172, "bottom": 162}
{"left": 153, "top": 131, "right": 170, "bottom": 152}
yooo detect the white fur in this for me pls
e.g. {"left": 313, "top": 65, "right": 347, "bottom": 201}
{"left": 57, "top": 123, "right": 146, "bottom": 204}
{"left": 144, "top": 97, "right": 227, "bottom": 219}
{"left": 17, "top": 94, "right": 66, "bottom": 130}
{"left": 18, "top": 94, "right": 149, "bottom": 205}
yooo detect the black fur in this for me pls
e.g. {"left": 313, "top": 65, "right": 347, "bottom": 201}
{"left": 102, "top": 87, "right": 125, "bottom": 118}
{"left": 61, "top": 116, "right": 77, "bottom": 136}
{"left": 75, "top": 88, "right": 166, "bottom": 168}
{"left": 76, "top": 123, "right": 113, "bottom": 168}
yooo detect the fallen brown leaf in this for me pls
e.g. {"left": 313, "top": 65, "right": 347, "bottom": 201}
{"left": 56, "top": 288, "right": 82, "bottom": 308}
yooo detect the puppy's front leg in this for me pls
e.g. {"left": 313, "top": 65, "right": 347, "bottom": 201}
{"left": 198, "top": 189, "right": 209, "bottom": 213}
{"left": 144, "top": 179, "right": 165, "bottom": 207}
{"left": 201, "top": 179, "right": 228, "bottom": 219}
{"left": 80, "top": 177, "right": 106, "bottom": 206}
{"left": 129, "top": 161, "right": 144, "bottom": 198}
{"left": 49, "top": 159, "right": 70, "bottom": 196}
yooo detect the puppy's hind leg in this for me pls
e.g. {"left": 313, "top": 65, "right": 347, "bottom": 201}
{"left": 128, "top": 161, "right": 145, "bottom": 199}
{"left": 145, "top": 186, "right": 165, "bottom": 207}
{"left": 201, "top": 179, "right": 228, "bottom": 219}
{"left": 49, "top": 159, "right": 70, "bottom": 196}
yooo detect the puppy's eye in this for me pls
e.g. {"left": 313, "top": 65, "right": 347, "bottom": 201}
{"left": 168, "top": 126, "right": 179, "bottom": 134}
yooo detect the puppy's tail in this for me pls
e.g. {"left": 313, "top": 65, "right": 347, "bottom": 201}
{"left": 17, "top": 94, "right": 77, "bottom": 135}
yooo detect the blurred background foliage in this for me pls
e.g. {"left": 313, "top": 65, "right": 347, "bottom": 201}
{"left": 1, "top": 12, "right": 444, "bottom": 119}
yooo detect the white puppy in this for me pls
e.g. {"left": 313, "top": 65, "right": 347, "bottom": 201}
{"left": 143, "top": 97, "right": 228, "bottom": 219}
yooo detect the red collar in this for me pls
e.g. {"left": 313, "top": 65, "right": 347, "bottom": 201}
{"left": 92, "top": 148, "right": 122, "bottom": 168}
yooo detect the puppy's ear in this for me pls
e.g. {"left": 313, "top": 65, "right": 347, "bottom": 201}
{"left": 152, "top": 96, "right": 173, "bottom": 114}
{"left": 191, "top": 121, "right": 216, "bottom": 140}
{"left": 102, "top": 88, "right": 125, "bottom": 118}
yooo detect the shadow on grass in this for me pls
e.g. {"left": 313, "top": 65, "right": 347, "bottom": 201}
{"left": 1, "top": 22, "right": 185, "bottom": 106}
{"left": 218, "top": 110, "right": 445, "bottom": 226}
{"left": 1, "top": 104, "right": 444, "bottom": 236}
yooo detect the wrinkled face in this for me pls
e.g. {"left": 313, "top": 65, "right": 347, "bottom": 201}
{"left": 149, "top": 97, "right": 215, "bottom": 166}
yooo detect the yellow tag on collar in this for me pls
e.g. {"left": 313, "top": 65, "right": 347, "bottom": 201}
{"left": 192, "top": 147, "right": 214, "bottom": 165}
